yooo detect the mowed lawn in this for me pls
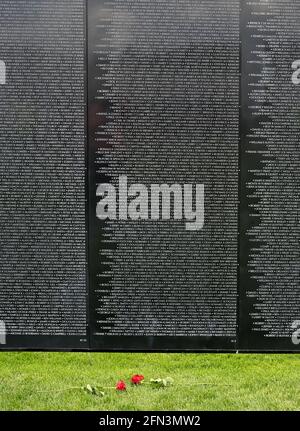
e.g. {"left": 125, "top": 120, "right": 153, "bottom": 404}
{"left": 0, "top": 352, "right": 299, "bottom": 411}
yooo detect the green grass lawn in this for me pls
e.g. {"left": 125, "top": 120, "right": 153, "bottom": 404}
{"left": 0, "top": 352, "right": 299, "bottom": 411}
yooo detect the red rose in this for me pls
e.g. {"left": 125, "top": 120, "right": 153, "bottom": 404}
{"left": 131, "top": 374, "right": 144, "bottom": 385}
{"left": 116, "top": 380, "right": 126, "bottom": 391}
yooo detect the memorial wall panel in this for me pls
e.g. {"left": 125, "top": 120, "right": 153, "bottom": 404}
{"left": 0, "top": 0, "right": 88, "bottom": 349}
{"left": 88, "top": 0, "right": 240, "bottom": 350}
{"left": 239, "top": 0, "right": 300, "bottom": 351}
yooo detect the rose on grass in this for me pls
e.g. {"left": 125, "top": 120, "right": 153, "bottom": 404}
{"left": 131, "top": 374, "right": 145, "bottom": 385}
{"left": 116, "top": 380, "right": 126, "bottom": 391}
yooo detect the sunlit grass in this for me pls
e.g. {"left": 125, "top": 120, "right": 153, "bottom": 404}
{"left": 0, "top": 352, "right": 299, "bottom": 410}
